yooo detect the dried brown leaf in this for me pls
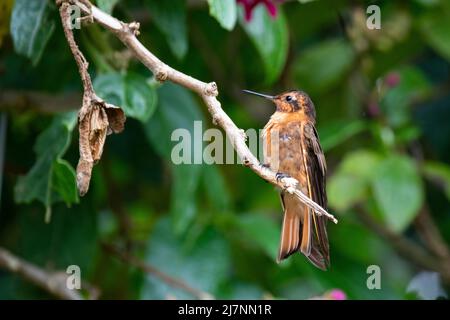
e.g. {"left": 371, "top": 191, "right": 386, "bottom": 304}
{"left": 76, "top": 96, "right": 126, "bottom": 196}
{"left": 105, "top": 103, "right": 126, "bottom": 134}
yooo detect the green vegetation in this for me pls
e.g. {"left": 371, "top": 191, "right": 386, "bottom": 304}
{"left": 1, "top": 0, "right": 449, "bottom": 300}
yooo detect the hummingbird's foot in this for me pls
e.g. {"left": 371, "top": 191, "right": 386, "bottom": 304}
{"left": 261, "top": 163, "right": 270, "bottom": 169}
{"left": 277, "top": 174, "right": 298, "bottom": 194}
{"left": 275, "top": 172, "right": 291, "bottom": 182}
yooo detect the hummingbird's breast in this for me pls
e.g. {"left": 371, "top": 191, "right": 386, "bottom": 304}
{"left": 262, "top": 112, "right": 310, "bottom": 192}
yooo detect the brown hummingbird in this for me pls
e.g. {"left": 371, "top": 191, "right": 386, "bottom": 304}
{"left": 244, "top": 89, "right": 330, "bottom": 270}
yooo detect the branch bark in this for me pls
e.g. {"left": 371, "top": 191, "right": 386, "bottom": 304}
{"left": 414, "top": 207, "right": 450, "bottom": 264}
{"left": 0, "top": 90, "right": 80, "bottom": 113}
{"left": 0, "top": 247, "right": 90, "bottom": 300}
{"left": 102, "top": 244, "right": 214, "bottom": 300}
{"left": 58, "top": 0, "right": 337, "bottom": 224}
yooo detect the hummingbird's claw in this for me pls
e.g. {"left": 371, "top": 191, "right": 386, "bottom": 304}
{"left": 261, "top": 163, "right": 270, "bottom": 169}
{"left": 276, "top": 172, "right": 291, "bottom": 182}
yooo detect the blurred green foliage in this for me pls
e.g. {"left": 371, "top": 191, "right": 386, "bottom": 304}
{"left": 1, "top": 0, "right": 450, "bottom": 300}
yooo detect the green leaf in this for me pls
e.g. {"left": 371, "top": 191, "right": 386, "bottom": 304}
{"left": 144, "top": 83, "right": 205, "bottom": 234}
{"left": 14, "top": 112, "right": 78, "bottom": 221}
{"left": 423, "top": 161, "right": 450, "bottom": 200}
{"left": 240, "top": 5, "right": 288, "bottom": 84}
{"left": 202, "top": 165, "right": 232, "bottom": 212}
{"left": 147, "top": 0, "right": 188, "bottom": 60}
{"left": 419, "top": 7, "right": 450, "bottom": 61}
{"left": 318, "top": 120, "right": 367, "bottom": 152}
{"left": 395, "top": 125, "right": 421, "bottom": 144}
{"left": 372, "top": 155, "right": 424, "bottom": 232}
{"left": 330, "top": 219, "right": 385, "bottom": 264}
{"left": 235, "top": 213, "right": 279, "bottom": 259}
{"left": 294, "top": 39, "right": 355, "bottom": 94}
{"left": 52, "top": 159, "right": 78, "bottom": 206}
{"left": 171, "top": 164, "right": 202, "bottom": 234}
{"left": 94, "top": 72, "right": 157, "bottom": 122}
{"left": 10, "top": 0, "right": 55, "bottom": 65}
{"left": 328, "top": 150, "right": 382, "bottom": 211}
{"left": 207, "top": 0, "right": 237, "bottom": 31}
{"left": 19, "top": 201, "right": 98, "bottom": 271}
{"left": 142, "top": 218, "right": 231, "bottom": 299}
{"left": 381, "top": 67, "right": 431, "bottom": 127}
{"left": 145, "top": 83, "right": 205, "bottom": 159}
{"left": 340, "top": 150, "right": 383, "bottom": 180}
{"left": 96, "top": 0, "right": 120, "bottom": 14}
{"left": 328, "top": 175, "right": 366, "bottom": 212}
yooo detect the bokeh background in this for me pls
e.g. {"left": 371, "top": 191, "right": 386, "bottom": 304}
{"left": 1, "top": 0, "right": 450, "bottom": 300}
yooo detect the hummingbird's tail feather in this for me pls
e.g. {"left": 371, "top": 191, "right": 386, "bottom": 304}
{"left": 277, "top": 206, "right": 313, "bottom": 262}
{"left": 306, "top": 242, "right": 328, "bottom": 270}
{"left": 312, "top": 215, "right": 330, "bottom": 269}
{"left": 277, "top": 195, "right": 329, "bottom": 270}
{"left": 305, "top": 214, "right": 329, "bottom": 270}
{"left": 277, "top": 208, "right": 329, "bottom": 270}
{"left": 277, "top": 210, "right": 301, "bottom": 262}
{"left": 300, "top": 209, "right": 312, "bottom": 256}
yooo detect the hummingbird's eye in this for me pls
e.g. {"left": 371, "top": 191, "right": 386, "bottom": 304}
{"left": 285, "top": 95, "right": 292, "bottom": 102}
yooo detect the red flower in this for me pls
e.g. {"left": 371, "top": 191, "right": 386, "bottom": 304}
{"left": 237, "top": 0, "right": 282, "bottom": 22}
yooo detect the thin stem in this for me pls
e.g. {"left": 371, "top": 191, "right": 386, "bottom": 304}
{"left": 0, "top": 247, "right": 87, "bottom": 300}
{"left": 102, "top": 244, "right": 214, "bottom": 300}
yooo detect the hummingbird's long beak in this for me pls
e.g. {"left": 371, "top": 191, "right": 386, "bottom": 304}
{"left": 242, "top": 90, "right": 274, "bottom": 100}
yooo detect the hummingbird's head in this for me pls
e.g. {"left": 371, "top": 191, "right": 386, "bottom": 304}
{"left": 243, "top": 89, "right": 316, "bottom": 119}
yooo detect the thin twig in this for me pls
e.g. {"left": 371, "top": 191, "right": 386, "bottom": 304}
{"left": 58, "top": 0, "right": 95, "bottom": 95}
{"left": 59, "top": 0, "right": 337, "bottom": 224}
{"left": 0, "top": 90, "right": 80, "bottom": 113}
{"left": 0, "top": 247, "right": 84, "bottom": 300}
{"left": 414, "top": 207, "right": 450, "bottom": 264}
{"left": 58, "top": 1, "right": 125, "bottom": 196}
{"left": 409, "top": 141, "right": 450, "bottom": 267}
{"left": 102, "top": 243, "right": 214, "bottom": 300}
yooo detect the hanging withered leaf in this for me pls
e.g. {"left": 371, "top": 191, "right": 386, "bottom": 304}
{"left": 76, "top": 93, "right": 125, "bottom": 196}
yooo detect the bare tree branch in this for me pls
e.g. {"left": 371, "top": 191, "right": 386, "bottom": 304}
{"left": 0, "top": 90, "right": 80, "bottom": 113}
{"left": 0, "top": 247, "right": 94, "bottom": 300}
{"left": 414, "top": 207, "right": 450, "bottom": 264}
{"left": 102, "top": 244, "right": 214, "bottom": 300}
{"left": 58, "top": 0, "right": 337, "bottom": 224}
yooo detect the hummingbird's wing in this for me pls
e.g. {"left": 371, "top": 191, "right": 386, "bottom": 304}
{"left": 302, "top": 122, "right": 330, "bottom": 268}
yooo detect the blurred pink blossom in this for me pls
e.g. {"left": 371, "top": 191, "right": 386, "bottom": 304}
{"left": 326, "top": 289, "right": 347, "bottom": 300}
{"left": 384, "top": 72, "right": 401, "bottom": 88}
{"left": 237, "top": 0, "right": 283, "bottom": 21}
{"left": 368, "top": 100, "right": 381, "bottom": 117}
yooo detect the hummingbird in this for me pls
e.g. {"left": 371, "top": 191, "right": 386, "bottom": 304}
{"left": 244, "top": 89, "right": 330, "bottom": 270}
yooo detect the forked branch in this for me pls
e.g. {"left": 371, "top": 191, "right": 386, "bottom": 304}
{"left": 57, "top": 0, "right": 337, "bottom": 224}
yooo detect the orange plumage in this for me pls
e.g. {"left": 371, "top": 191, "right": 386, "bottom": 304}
{"left": 245, "top": 89, "right": 330, "bottom": 270}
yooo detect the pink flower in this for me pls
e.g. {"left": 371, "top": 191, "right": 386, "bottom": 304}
{"left": 384, "top": 72, "right": 401, "bottom": 88}
{"left": 326, "top": 289, "right": 347, "bottom": 300}
{"left": 368, "top": 100, "right": 381, "bottom": 117}
{"left": 237, "top": 0, "right": 282, "bottom": 21}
